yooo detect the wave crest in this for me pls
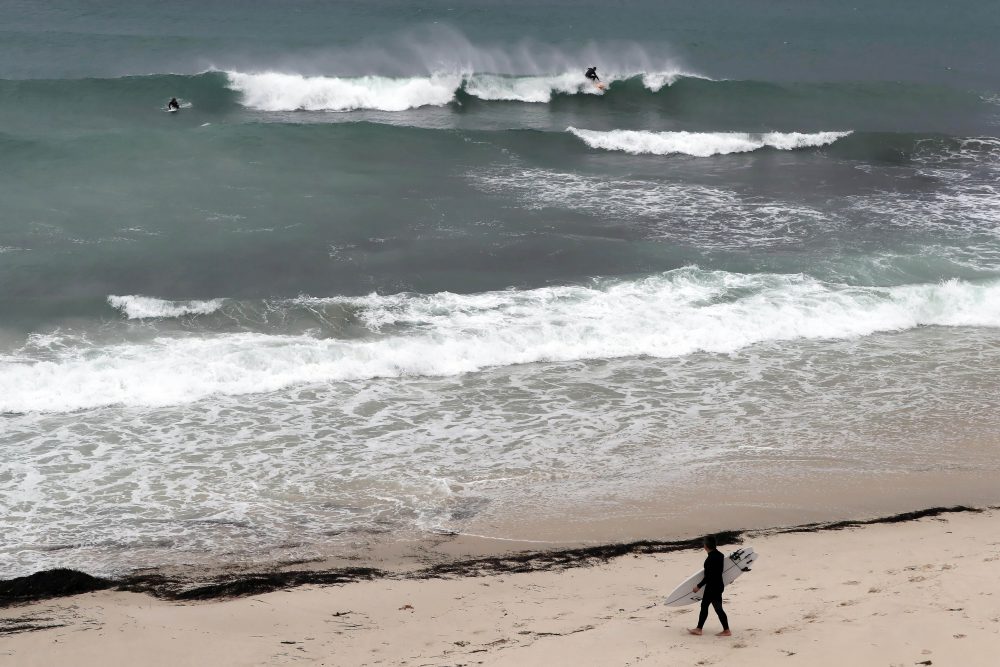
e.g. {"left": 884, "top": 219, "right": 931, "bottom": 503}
{"left": 224, "top": 69, "right": 691, "bottom": 111}
{"left": 225, "top": 71, "right": 462, "bottom": 112}
{"left": 462, "top": 72, "right": 601, "bottom": 103}
{"left": 108, "top": 295, "right": 225, "bottom": 319}
{"left": 567, "top": 128, "right": 852, "bottom": 156}
{"left": 6, "top": 270, "right": 999, "bottom": 413}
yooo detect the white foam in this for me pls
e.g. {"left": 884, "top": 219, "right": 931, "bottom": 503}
{"left": 6, "top": 270, "right": 1000, "bottom": 413}
{"left": 463, "top": 69, "right": 693, "bottom": 101}
{"left": 225, "top": 71, "right": 462, "bottom": 112}
{"left": 463, "top": 72, "right": 601, "bottom": 103}
{"left": 850, "top": 137, "right": 1000, "bottom": 239}
{"left": 472, "top": 167, "right": 829, "bottom": 249}
{"left": 225, "top": 69, "right": 695, "bottom": 110}
{"left": 108, "top": 295, "right": 225, "bottom": 319}
{"left": 640, "top": 71, "right": 683, "bottom": 91}
{"left": 567, "top": 128, "right": 852, "bottom": 157}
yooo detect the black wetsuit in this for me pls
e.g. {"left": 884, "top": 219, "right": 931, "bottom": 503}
{"left": 696, "top": 549, "right": 729, "bottom": 631}
{"left": 585, "top": 67, "right": 599, "bottom": 81}
{"left": 168, "top": 99, "right": 180, "bottom": 110}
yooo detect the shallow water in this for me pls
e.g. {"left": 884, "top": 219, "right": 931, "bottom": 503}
{"left": 2, "top": 1, "right": 1000, "bottom": 577}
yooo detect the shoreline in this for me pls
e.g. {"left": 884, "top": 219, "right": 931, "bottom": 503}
{"left": 3, "top": 504, "right": 999, "bottom": 666}
{"left": 2, "top": 504, "right": 989, "bottom": 608}
{"left": 5, "top": 464, "right": 998, "bottom": 594}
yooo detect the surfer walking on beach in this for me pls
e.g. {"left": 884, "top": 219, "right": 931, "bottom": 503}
{"left": 688, "top": 535, "right": 731, "bottom": 637}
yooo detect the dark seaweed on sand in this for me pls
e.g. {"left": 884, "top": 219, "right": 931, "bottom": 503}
{"left": 0, "top": 506, "right": 982, "bottom": 607}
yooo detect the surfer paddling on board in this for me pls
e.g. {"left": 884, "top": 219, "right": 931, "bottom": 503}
{"left": 167, "top": 97, "right": 180, "bottom": 111}
{"left": 688, "top": 535, "right": 731, "bottom": 637}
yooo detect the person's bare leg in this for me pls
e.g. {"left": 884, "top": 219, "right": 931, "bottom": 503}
{"left": 688, "top": 628, "right": 703, "bottom": 635}
{"left": 716, "top": 629, "right": 731, "bottom": 637}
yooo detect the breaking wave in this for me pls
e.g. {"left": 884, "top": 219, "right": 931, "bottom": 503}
{"left": 223, "top": 69, "right": 694, "bottom": 111}
{"left": 567, "top": 128, "right": 852, "bottom": 156}
{"left": 225, "top": 71, "right": 463, "bottom": 112}
{"left": 4, "top": 269, "right": 999, "bottom": 413}
{"left": 108, "top": 295, "right": 226, "bottom": 319}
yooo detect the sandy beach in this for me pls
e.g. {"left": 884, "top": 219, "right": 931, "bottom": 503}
{"left": 3, "top": 507, "right": 998, "bottom": 666}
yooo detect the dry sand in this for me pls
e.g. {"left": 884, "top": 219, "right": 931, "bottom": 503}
{"left": 3, "top": 508, "right": 999, "bottom": 666}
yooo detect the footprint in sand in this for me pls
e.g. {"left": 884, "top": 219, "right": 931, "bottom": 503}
{"left": 903, "top": 564, "right": 937, "bottom": 572}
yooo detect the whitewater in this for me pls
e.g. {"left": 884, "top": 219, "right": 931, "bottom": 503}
{"left": 3, "top": 271, "right": 997, "bottom": 415}
{"left": 567, "top": 128, "right": 852, "bottom": 156}
{"left": 223, "top": 68, "right": 693, "bottom": 110}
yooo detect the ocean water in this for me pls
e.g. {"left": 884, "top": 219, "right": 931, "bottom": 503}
{"left": 2, "top": 1, "right": 1000, "bottom": 577}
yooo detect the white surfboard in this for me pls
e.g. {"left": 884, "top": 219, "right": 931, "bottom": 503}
{"left": 663, "top": 546, "right": 758, "bottom": 607}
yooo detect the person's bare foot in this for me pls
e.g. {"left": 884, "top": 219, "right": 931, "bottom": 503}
{"left": 688, "top": 628, "right": 703, "bottom": 635}
{"left": 716, "top": 630, "right": 732, "bottom": 637}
